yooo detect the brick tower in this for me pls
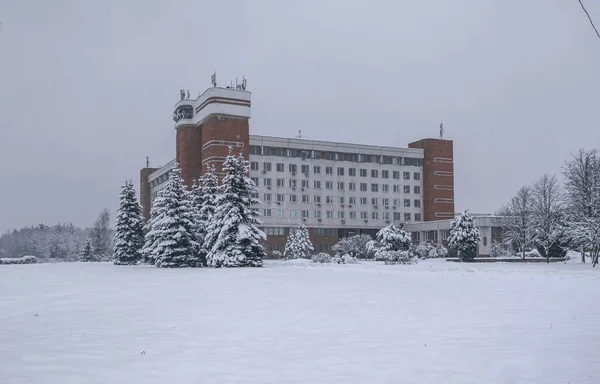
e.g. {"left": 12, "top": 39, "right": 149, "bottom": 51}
{"left": 408, "top": 138, "right": 455, "bottom": 221}
{"left": 173, "top": 83, "right": 251, "bottom": 186}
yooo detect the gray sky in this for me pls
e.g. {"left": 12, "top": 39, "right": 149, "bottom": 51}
{"left": 1, "top": 0, "right": 599, "bottom": 233}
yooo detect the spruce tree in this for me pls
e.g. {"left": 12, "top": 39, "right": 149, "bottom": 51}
{"left": 285, "top": 224, "right": 313, "bottom": 259}
{"left": 79, "top": 240, "right": 93, "bottom": 262}
{"left": 113, "top": 180, "right": 145, "bottom": 265}
{"left": 189, "top": 166, "right": 219, "bottom": 266}
{"left": 142, "top": 165, "right": 199, "bottom": 268}
{"left": 205, "top": 149, "right": 266, "bottom": 267}
{"left": 142, "top": 187, "right": 167, "bottom": 265}
{"left": 283, "top": 230, "right": 297, "bottom": 259}
{"left": 448, "top": 210, "right": 481, "bottom": 262}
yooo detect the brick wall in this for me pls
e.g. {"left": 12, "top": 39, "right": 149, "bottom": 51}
{"left": 408, "top": 139, "right": 455, "bottom": 221}
{"left": 175, "top": 124, "right": 203, "bottom": 187}
{"left": 139, "top": 167, "right": 158, "bottom": 221}
{"left": 201, "top": 115, "right": 250, "bottom": 172}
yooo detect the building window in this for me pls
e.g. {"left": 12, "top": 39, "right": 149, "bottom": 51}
{"left": 349, "top": 168, "right": 356, "bottom": 176}
{"left": 315, "top": 210, "right": 322, "bottom": 218}
{"left": 360, "top": 197, "right": 367, "bottom": 205}
{"left": 382, "top": 184, "right": 389, "bottom": 193}
{"left": 326, "top": 166, "right": 333, "bottom": 175}
{"left": 350, "top": 211, "right": 356, "bottom": 219}
{"left": 276, "top": 163, "right": 284, "bottom": 172}
{"left": 314, "top": 195, "right": 321, "bottom": 203}
{"left": 289, "top": 164, "right": 298, "bottom": 173}
{"left": 338, "top": 211, "right": 345, "bottom": 219}
{"left": 403, "top": 172, "right": 410, "bottom": 180}
{"left": 393, "top": 212, "right": 402, "bottom": 221}
{"left": 360, "top": 183, "right": 368, "bottom": 192}
{"left": 371, "top": 212, "right": 379, "bottom": 220}
{"left": 314, "top": 180, "right": 321, "bottom": 189}
{"left": 326, "top": 196, "right": 334, "bottom": 204}
{"left": 349, "top": 197, "right": 356, "bottom": 205}
{"left": 382, "top": 198, "right": 389, "bottom": 206}
{"left": 302, "top": 210, "right": 309, "bottom": 218}
{"left": 276, "top": 209, "right": 284, "bottom": 217}
{"left": 264, "top": 193, "right": 272, "bottom": 202}
{"left": 404, "top": 199, "right": 411, "bottom": 207}
{"left": 372, "top": 197, "right": 378, "bottom": 206}
{"left": 289, "top": 210, "right": 297, "bottom": 218}
{"left": 263, "top": 162, "right": 272, "bottom": 172}
{"left": 302, "top": 180, "right": 309, "bottom": 188}
{"left": 393, "top": 171, "right": 400, "bottom": 179}
{"left": 349, "top": 182, "right": 356, "bottom": 191}
{"left": 301, "top": 165, "right": 309, "bottom": 174}
{"left": 326, "top": 211, "right": 334, "bottom": 219}
{"left": 264, "top": 178, "right": 272, "bottom": 187}
{"left": 404, "top": 213, "right": 411, "bottom": 221}
{"left": 326, "top": 181, "right": 333, "bottom": 190}
{"left": 338, "top": 196, "right": 345, "bottom": 204}
{"left": 483, "top": 236, "right": 487, "bottom": 246}
{"left": 250, "top": 145, "right": 261, "bottom": 155}
{"left": 277, "top": 194, "right": 284, "bottom": 202}
{"left": 414, "top": 199, "right": 421, "bottom": 208}
{"left": 264, "top": 227, "right": 285, "bottom": 236}
{"left": 382, "top": 170, "right": 389, "bottom": 179}
{"left": 250, "top": 161, "right": 259, "bottom": 171}
{"left": 338, "top": 182, "right": 345, "bottom": 190}
{"left": 383, "top": 212, "right": 390, "bottom": 220}
{"left": 315, "top": 228, "right": 334, "bottom": 237}
{"left": 302, "top": 194, "right": 310, "bottom": 203}
{"left": 414, "top": 213, "right": 421, "bottom": 221}
{"left": 277, "top": 178, "right": 285, "bottom": 187}
{"left": 337, "top": 167, "right": 345, "bottom": 176}
{"left": 414, "top": 172, "right": 421, "bottom": 181}
{"left": 404, "top": 185, "right": 410, "bottom": 194}
{"left": 289, "top": 194, "right": 297, "bottom": 203}
{"left": 314, "top": 166, "right": 321, "bottom": 174}
{"left": 360, "top": 212, "right": 368, "bottom": 219}
{"left": 251, "top": 177, "right": 259, "bottom": 186}
{"left": 371, "top": 183, "right": 379, "bottom": 192}
{"left": 264, "top": 209, "right": 272, "bottom": 217}
{"left": 360, "top": 169, "right": 367, "bottom": 177}
{"left": 393, "top": 185, "right": 400, "bottom": 193}
{"left": 414, "top": 186, "right": 421, "bottom": 194}
{"left": 371, "top": 169, "right": 378, "bottom": 178}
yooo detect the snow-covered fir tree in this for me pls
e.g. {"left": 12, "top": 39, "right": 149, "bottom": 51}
{"left": 113, "top": 180, "right": 145, "bottom": 265}
{"left": 142, "top": 187, "right": 166, "bottom": 265}
{"left": 284, "top": 224, "right": 314, "bottom": 259}
{"left": 142, "top": 165, "right": 200, "bottom": 268}
{"left": 447, "top": 210, "right": 481, "bottom": 262}
{"left": 79, "top": 240, "right": 94, "bottom": 262}
{"left": 367, "top": 224, "right": 415, "bottom": 264}
{"left": 205, "top": 149, "right": 265, "bottom": 267}
{"left": 189, "top": 166, "right": 219, "bottom": 266}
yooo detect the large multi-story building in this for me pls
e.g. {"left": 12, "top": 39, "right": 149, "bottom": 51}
{"left": 140, "top": 81, "right": 456, "bottom": 254}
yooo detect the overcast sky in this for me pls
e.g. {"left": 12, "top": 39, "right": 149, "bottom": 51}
{"left": 1, "top": 0, "right": 599, "bottom": 233}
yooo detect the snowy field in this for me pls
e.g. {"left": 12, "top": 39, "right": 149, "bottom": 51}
{"left": 1, "top": 260, "right": 599, "bottom": 384}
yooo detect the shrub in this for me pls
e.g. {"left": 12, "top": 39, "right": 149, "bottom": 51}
{"left": 312, "top": 253, "right": 332, "bottom": 263}
{"left": 376, "top": 250, "right": 417, "bottom": 265}
{"left": 0, "top": 256, "right": 38, "bottom": 265}
{"left": 332, "top": 253, "right": 357, "bottom": 264}
{"left": 271, "top": 250, "right": 283, "bottom": 259}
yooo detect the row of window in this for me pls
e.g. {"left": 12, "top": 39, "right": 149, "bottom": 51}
{"left": 262, "top": 209, "right": 420, "bottom": 221}
{"left": 253, "top": 177, "right": 421, "bottom": 193}
{"left": 261, "top": 193, "right": 421, "bottom": 207}
{"left": 250, "top": 162, "right": 421, "bottom": 180}
{"left": 249, "top": 145, "right": 423, "bottom": 166}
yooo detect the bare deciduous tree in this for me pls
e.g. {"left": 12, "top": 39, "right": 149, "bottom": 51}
{"left": 531, "top": 174, "right": 565, "bottom": 263}
{"left": 497, "top": 186, "right": 534, "bottom": 261}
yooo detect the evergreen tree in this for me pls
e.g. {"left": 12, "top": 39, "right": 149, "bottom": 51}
{"left": 189, "top": 166, "right": 219, "bottom": 266}
{"left": 90, "top": 209, "right": 111, "bottom": 261}
{"left": 447, "top": 210, "right": 481, "bottom": 262}
{"left": 205, "top": 149, "right": 266, "bottom": 267}
{"left": 142, "top": 165, "right": 199, "bottom": 268}
{"left": 113, "top": 180, "right": 145, "bottom": 265}
{"left": 284, "top": 224, "right": 313, "bottom": 259}
{"left": 367, "top": 224, "right": 415, "bottom": 264}
{"left": 79, "top": 240, "right": 94, "bottom": 262}
{"left": 142, "top": 187, "right": 167, "bottom": 265}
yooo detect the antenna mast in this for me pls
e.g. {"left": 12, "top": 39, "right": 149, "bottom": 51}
{"left": 439, "top": 122, "right": 444, "bottom": 139}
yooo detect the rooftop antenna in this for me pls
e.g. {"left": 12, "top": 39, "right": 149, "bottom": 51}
{"left": 242, "top": 75, "right": 247, "bottom": 90}
{"left": 146, "top": 156, "right": 150, "bottom": 168}
{"left": 298, "top": 130, "right": 302, "bottom": 139}
{"left": 180, "top": 89, "right": 185, "bottom": 100}
{"left": 211, "top": 71, "right": 217, "bottom": 87}
{"left": 186, "top": 90, "right": 190, "bottom": 99}
{"left": 439, "top": 121, "right": 444, "bottom": 139}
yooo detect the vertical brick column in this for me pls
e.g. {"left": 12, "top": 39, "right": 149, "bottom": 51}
{"left": 201, "top": 116, "right": 250, "bottom": 173}
{"left": 176, "top": 124, "right": 203, "bottom": 187}
{"left": 139, "top": 167, "right": 158, "bottom": 221}
{"left": 408, "top": 138, "right": 455, "bottom": 221}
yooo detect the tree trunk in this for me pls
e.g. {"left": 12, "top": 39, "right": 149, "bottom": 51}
{"left": 581, "top": 250, "right": 586, "bottom": 263}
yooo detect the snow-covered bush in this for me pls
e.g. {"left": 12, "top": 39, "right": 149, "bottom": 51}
{"left": 376, "top": 250, "right": 417, "bottom": 265}
{"left": 412, "top": 242, "right": 447, "bottom": 259}
{"left": 332, "top": 234, "right": 373, "bottom": 259}
{"left": 312, "top": 252, "right": 332, "bottom": 263}
{"left": 271, "top": 250, "right": 283, "bottom": 259}
{"left": 368, "top": 224, "right": 413, "bottom": 263}
{"left": 284, "top": 224, "right": 314, "bottom": 259}
{"left": 0, "top": 256, "right": 37, "bottom": 265}
{"left": 489, "top": 242, "right": 512, "bottom": 258}
{"left": 448, "top": 211, "right": 481, "bottom": 262}
{"left": 332, "top": 253, "right": 358, "bottom": 264}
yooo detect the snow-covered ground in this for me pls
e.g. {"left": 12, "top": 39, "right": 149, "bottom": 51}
{"left": 1, "top": 260, "right": 599, "bottom": 384}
